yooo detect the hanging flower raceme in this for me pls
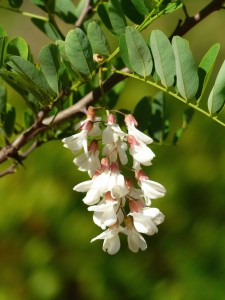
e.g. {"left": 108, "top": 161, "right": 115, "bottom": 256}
{"left": 62, "top": 107, "right": 166, "bottom": 254}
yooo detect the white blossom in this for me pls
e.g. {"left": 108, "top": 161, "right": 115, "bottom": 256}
{"left": 125, "top": 114, "right": 153, "bottom": 144}
{"left": 127, "top": 135, "right": 155, "bottom": 168}
{"left": 88, "top": 192, "right": 123, "bottom": 229}
{"left": 91, "top": 225, "right": 124, "bottom": 255}
{"left": 124, "top": 216, "right": 147, "bottom": 253}
{"left": 73, "top": 140, "right": 100, "bottom": 177}
{"left": 136, "top": 170, "right": 166, "bottom": 205}
{"left": 129, "top": 206, "right": 164, "bottom": 235}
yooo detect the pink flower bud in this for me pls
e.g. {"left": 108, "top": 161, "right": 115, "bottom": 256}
{"left": 124, "top": 114, "right": 138, "bottom": 127}
{"left": 88, "top": 140, "right": 99, "bottom": 153}
{"left": 86, "top": 106, "right": 96, "bottom": 121}
{"left": 127, "top": 135, "right": 139, "bottom": 146}
{"left": 129, "top": 199, "right": 144, "bottom": 213}
{"left": 110, "top": 161, "right": 119, "bottom": 172}
{"left": 107, "top": 114, "right": 117, "bottom": 124}
{"left": 80, "top": 120, "right": 93, "bottom": 131}
{"left": 135, "top": 170, "right": 149, "bottom": 181}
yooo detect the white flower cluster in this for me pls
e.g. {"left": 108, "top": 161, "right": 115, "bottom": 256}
{"left": 62, "top": 106, "right": 166, "bottom": 254}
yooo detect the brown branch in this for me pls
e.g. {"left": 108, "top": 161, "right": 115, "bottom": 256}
{"left": 170, "top": 0, "right": 225, "bottom": 38}
{"left": 75, "top": 0, "right": 91, "bottom": 27}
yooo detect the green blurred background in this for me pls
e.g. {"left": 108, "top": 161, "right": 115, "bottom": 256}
{"left": 0, "top": 1, "right": 225, "bottom": 299}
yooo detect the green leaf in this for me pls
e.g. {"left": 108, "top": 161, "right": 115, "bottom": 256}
{"left": 172, "top": 36, "right": 199, "bottom": 100}
{"left": 125, "top": 26, "right": 152, "bottom": 77}
{"left": 0, "top": 85, "right": 6, "bottom": 116}
{"left": 7, "top": 56, "right": 56, "bottom": 104}
{"left": 119, "top": 34, "right": 132, "bottom": 70}
{"left": 97, "top": 3, "right": 113, "bottom": 32}
{"left": 150, "top": 30, "right": 175, "bottom": 88}
{"left": 173, "top": 108, "right": 194, "bottom": 144}
{"left": 133, "top": 96, "right": 151, "bottom": 132}
{"left": 55, "top": 0, "right": 77, "bottom": 23}
{"left": 0, "top": 36, "right": 8, "bottom": 67}
{"left": 196, "top": 43, "right": 220, "bottom": 101}
{"left": 208, "top": 60, "right": 225, "bottom": 115}
{"left": 87, "top": 21, "right": 110, "bottom": 56}
{"left": 65, "top": 28, "right": 94, "bottom": 77}
{"left": 131, "top": 0, "right": 149, "bottom": 15}
{"left": 24, "top": 111, "right": 34, "bottom": 127}
{"left": 8, "top": 0, "right": 23, "bottom": 8}
{"left": 148, "top": 91, "right": 169, "bottom": 142}
{"left": 30, "top": 0, "right": 55, "bottom": 13}
{"left": 7, "top": 37, "right": 29, "bottom": 59}
{"left": 4, "top": 103, "right": 15, "bottom": 136}
{"left": 163, "top": 1, "right": 183, "bottom": 14}
{"left": 121, "top": 0, "right": 144, "bottom": 24}
{"left": 38, "top": 44, "right": 60, "bottom": 93}
{"left": 108, "top": 0, "right": 127, "bottom": 35}
{"left": 31, "top": 19, "right": 63, "bottom": 40}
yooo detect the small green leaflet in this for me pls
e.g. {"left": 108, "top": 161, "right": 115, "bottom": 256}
{"left": 65, "top": 28, "right": 94, "bottom": 77}
{"left": 208, "top": 60, "right": 225, "bottom": 115}
{"left": 123, "top": 26, "right": 152, "bottom": 78}
{"left": 87, "top": 21, "right": 110, "bottom": 57}
{"left": 7, "top": 37, "right": 29, "bottom": 60}
{"left": 150, "top": 30, "right": 175, "bottom": 88}
{"left": 38, "top": 44, "right": 60, "bottom": 93}
{"left": 196, "top": 43, "right": 220, "bottom": 101}
{"left": 172, "top": 36, "right": 199, "bottom": 100}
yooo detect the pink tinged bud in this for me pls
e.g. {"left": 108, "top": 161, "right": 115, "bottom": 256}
{"left": 107, "top": 114, "right": 117, "bottom": 124}
{"left": 127, "top": 135, "right": 139, "bottom": 146}
{"left": 135, "top": 170, "right": 149, "bottom": 181}
{"left": 124, "top": 114, "right": 138, "bottom": 127}
{"left": 80, "top": 120, "right": 93, "bottom": 131}
{"left": 129, "top": 199, "right": 144, "bottom": 213}
{"left": 86, "top": 106, "right": 96, "bottom": 121}
{"left": 110, "top": 162, "right": 119, "bottom": 172}
{"left": 88, "top": 140, "right": 99, "bottom": 153}
{"left": 105, "top": 191, "right": 114, "bottom": 202}
{"left": 101, "top": 157, "right": 110, "bottom": 169}
{"left": 125, "top": 178, "right": 134, "bottom": 189}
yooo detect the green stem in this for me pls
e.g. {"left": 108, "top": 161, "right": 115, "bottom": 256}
{"left": 0, "top": 5, "right": 49, "bottom": 21}
{"left": 106, "top": 68, "right": 225, "bottom": 127}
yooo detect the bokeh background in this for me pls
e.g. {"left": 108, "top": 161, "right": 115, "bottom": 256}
{"left": 0, "top": 0, "right": 225, "bottom": 299}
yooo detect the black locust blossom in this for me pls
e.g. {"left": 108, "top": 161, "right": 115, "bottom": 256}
{"left": 62, "top": 108, "right": 166, "bottom": 254}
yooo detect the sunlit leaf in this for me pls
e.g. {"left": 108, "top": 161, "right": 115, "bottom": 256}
{"left": 172, "top": 36, "right": 199, "bottom": 100}
{"left": 124, "top": 26, "right": 152, "bottom": 77}
{"left": 0, "top": 36, "right": 8, "bottom": 67}
{"left": 87, "top": 21, "right": 110, "bottom": 57}
{"left": 65, "top": 28, "right": 94, "bottom": 77}
{"left": 38, "top": 44, "right": 60, "bottom": 93}
{"left": 163, "top": 1, "right": 183, "bottom": 14}
{"left": 31, "top": 19, "right": 63, "bottom": 40}
{"left": 7, "top": 37, "right": 29, "bottom": 59}
{"left": 131, "top": 0, "right": 149, "bottom": 15}
{"left": 55, "top": 0, "right": 77, "bottom": 23}
{"left": 119, "top": 33, "right": 132, "bottom": 70}
{"left": 108, "top": 0, "right": 127, "bottom": 35}
{"left": 196, "top": 43, "right": 220, "bottom": 101}
{"left": 7, "top": 56, "right": 56, "bottom": 104}
{"left": 150, "top": 30, "right": 175, "bottom": 88}
{"left": 208, "top": 60, "right": 225, "bottom": 115}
